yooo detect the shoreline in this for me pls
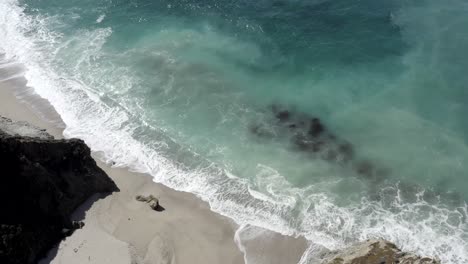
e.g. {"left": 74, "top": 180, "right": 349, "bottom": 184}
{"left": 0, "top": 72, "right": 308, "bottom": 263}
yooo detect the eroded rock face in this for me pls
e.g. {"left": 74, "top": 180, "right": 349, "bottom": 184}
{"left": 0, "top": 117, "right": 118, "bottom": 264}
{"left": 323, "top": 239, "right": 440, "bottom": 264}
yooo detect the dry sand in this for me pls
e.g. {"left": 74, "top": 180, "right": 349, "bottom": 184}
{"left": 0, "top": 72, "right": 308, "bottom": 264}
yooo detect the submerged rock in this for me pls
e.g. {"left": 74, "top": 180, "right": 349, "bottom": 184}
{"left": 250, "top": 105, "right": 391, "bottom": 183}
{"left": 0, "top": 116, "right": 118, "bottom": 264}
{"left": 268, "top": 104, "right": 355, "bottom": 161}
{"left": 323, "top": 239, "right": 439, "bottom": 264}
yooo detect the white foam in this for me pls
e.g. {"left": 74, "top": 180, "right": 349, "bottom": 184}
{"left": 96, "top": 14, "right": 106, "bottom": 24}
{"left": 0, "top": 0, "right": 300, "bottom": 238}
{"left": 1, "top": 1, "right": 467, "bottom": 263}
{"left": 234, "top": 225, "right": 249, "bottom": 264}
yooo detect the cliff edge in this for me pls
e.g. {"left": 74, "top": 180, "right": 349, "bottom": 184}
{"left": 0, "top": 116, "right": 118, "bottom": 264}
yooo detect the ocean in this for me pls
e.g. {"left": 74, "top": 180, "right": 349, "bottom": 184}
{"left": 1, "top": 0, "right": 468, "bottom": 262}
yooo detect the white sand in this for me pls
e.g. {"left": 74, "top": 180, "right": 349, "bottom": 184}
{"left": 0, "top": 77, "right": 307, "bottom": 264}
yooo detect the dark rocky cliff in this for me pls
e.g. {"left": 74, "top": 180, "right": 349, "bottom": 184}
{"left": 0, "top": 117, "right": 118, "bottom": 264}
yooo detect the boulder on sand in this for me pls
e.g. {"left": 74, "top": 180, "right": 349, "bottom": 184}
{"left": 135, "top": 194, "right": 162, "bottom": 211}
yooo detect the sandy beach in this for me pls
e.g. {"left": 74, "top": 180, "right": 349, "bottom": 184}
{"left": 0, "top": 70, "right": 307, "bottom": 264}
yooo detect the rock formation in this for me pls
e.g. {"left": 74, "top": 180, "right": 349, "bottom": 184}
{"left": 322, "top": 239, "right": 440, "bottom": 264}
{"left": 250, "top": 104, "right": 388, "bottom": 182}
{"left": 0, "top": 116, "right": 118, "bottom": 264}
{"left": 136, "top": 194, "right": 164, "bottom": 211}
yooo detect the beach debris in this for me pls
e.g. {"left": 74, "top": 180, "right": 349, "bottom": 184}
{"left": 135, "top": 194, "right": 163, "bottom": 211}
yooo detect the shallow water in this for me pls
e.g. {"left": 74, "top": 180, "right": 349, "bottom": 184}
{"left": 1, "top": 0, "right": 468, "bottom": 262}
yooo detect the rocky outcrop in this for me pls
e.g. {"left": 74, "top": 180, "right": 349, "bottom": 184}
{"left": 323, "top": 239, "right": 440, "bottom": 264}
{"left": 136, "top": 194, "right": 164, "bottom": 211}
{"left": 0, "top": 117, "right": 118, "bottom": 264}
{"left": 250, "top": 104, "right": 390, "bottom": 183}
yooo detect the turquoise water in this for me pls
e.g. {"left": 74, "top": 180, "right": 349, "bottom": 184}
{"left": 1, "top": 0, "right": 468, "bottom": 262}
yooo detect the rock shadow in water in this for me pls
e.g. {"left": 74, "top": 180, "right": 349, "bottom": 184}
{"left": 250, "top": 104, "right": 387, "bottom": 184}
